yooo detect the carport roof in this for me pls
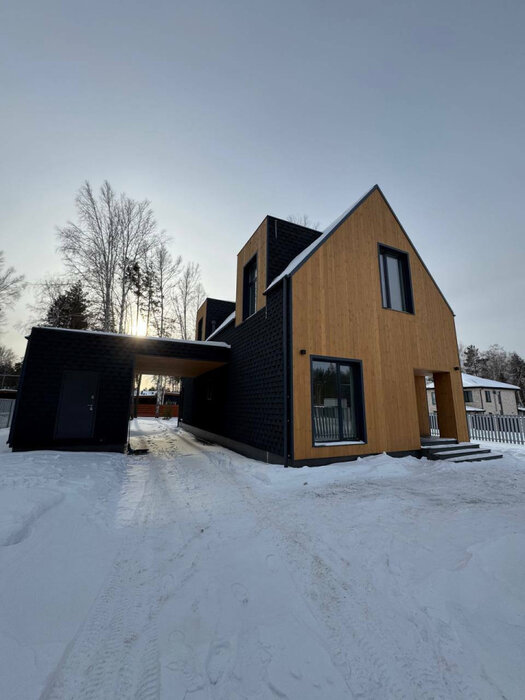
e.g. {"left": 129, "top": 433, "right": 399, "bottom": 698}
{"left": 30, "top": 327, "right": 230, "bottom": 378}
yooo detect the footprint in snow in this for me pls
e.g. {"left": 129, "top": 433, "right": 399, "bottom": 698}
{"left": 231, "top": 582, "right": 249, "bottom": 605}
{"left": 205, "top": 640, "right": 232, "bottom": 685}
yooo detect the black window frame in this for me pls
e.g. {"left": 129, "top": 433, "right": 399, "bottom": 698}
{"left": 197, "top": 317, "right": 203, "bottom": 341}
{"left": 464, "top": 390, "right": 473, "bottom": 403}
{"left": 310, "top": 355, "right": 367, "bottom": 446}
{"left": 378, "top": 243, "right": 414, "bottom": 314}
{"left": 485, "top": 390, "right": 492, "bottom": 402}
{"left": 242, "top": 254, "right": 258, "bottom": 321}
{"left": 431, "top": 391, "right": 436, "bottom": 406}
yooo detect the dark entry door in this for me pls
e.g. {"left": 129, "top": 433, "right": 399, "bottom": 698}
{"left": 55, "top": 370, "right": 99, "bottom": 439}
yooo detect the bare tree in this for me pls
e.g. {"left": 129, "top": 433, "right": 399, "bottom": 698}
{"left": 287, "top": 214, "right": 320, "bottom": 230}
{"left": 114, "top": 195, "right": 157, "bottom": 333}
{"left": 0, "top": 251, "right": 26, "bottom": 328}
{"left": 150, "top": 237, "right": 182, "bottom": 338}
{"left": 171, "top": 262, "right": 205, "bottom": 340}
{"left": 57, "top": 181, "right": 158, "bottom": 333}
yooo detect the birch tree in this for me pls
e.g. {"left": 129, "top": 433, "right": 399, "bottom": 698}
{"left": 57, "top": 181, "right": 157, "bottom": 332}
{"left": 172, "top": 262, "right": 205, "bottom": 340}
{"left": 0, "top": 252, "right": 26, "bottom": 328}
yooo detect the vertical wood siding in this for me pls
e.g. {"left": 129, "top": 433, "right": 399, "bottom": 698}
{"left": 291, "top": 189, "right": 468, "bottom": 461}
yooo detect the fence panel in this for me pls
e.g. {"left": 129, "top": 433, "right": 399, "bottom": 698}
{"left": 429, "top": 412, "right": 525, "bottom": 445}
{"left": 0, "top": 398, "right": 15, "bottom": 429}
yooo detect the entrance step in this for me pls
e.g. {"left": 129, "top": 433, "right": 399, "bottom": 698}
{"left": 420, "top": 437, "right": 457, "bottom": 446}
{"left": 128, "top": 436, "right": 149, "bottom": 455}
{"left": 420, "top": 440, "right": 503, "bottom": 463}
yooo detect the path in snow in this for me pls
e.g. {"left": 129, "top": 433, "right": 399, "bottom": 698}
{"left": 1, "top": 421, "right": 525, "bottom": 699}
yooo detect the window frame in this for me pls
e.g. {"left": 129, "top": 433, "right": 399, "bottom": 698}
{"left": 378, "top": 243, "right": 415, "bottom": 314}
{"left": 485, "top": 390, "right": 492, "bottom": 403}
{"left": 310, "top": 355, "right": 367, "bottom": 446}
{"left": 431, "top": 391, "right": 436, "bottom": 406}
{"left": 242, "top": 253, "right": 258, "bottom": 321}
{"left": 464, "top": 390, "right": 473, "bottom": 403}
{"left": 197, "top": 317, "right": 203, "bottom": 341}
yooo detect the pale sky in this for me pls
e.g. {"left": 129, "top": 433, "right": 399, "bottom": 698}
{"left": 1, "top": 0, "right": 524, "bottom": 358}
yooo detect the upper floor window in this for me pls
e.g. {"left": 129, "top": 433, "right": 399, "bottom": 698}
{"left": 243, "top": 255, "right": 257, "bottom": 320}
{"left": 431, "top": 391, "right": 436, "bottom": 406}
{"left": 485, "top": 390, "right": 492, "bottom": 402}
{"left": 379, "top": 245, "right": 414, "bottom": 314}
{"left": 197, "top": 317, "right": 203, "bottom": 341}
{"left": 464, "top": 390, "right": 473, "bottom": 403}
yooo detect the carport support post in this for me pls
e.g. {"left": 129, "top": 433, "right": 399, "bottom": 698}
{"left": 134, "top": 373, "right": 143, "bottom": 418}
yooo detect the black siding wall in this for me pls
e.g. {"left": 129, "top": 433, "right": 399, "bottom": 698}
{"left": 266, "top": 217, "right": 320, "bottom": 285}
{"left": 9, "top": 328, "right": 229, "bottom": 452}
{"left": 204, "top": 298, "right": 235, "bottom": 339}
{"left": 182, "top": 286, "right": 285, "bottom": 459}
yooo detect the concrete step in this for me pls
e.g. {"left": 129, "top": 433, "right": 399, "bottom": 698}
{"left": 421, "top": 442, "right": 478, "bottom": 454}
{"left": 128, "top": 436, "right": 149, "bottom": 455}
{"left": 451, "top": 453, "right": 503, "bottom": 463}
{"left": 429, "top": 448, "right": 491, "bottom": 460}
{"left": 420, "top": 437, "right": 457, "bottom": 446}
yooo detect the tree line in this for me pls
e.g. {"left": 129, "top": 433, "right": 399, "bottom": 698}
{"left": 461, "top": 343, "right": 525, "bottom": 404}
{"left": 31, "top": 180, "right": 205, "bottom": 340}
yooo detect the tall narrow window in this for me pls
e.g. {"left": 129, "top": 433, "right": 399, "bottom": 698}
{"left": 379, "top": 245, "right": 414, "bottom": 313}
{"left": 464, "top": 390, "right": 473, "bottom": 403}
{"left": 311, "top": 357, "right": 366, "bottom": 444}
{"left": 243, "top": 255, "right": 257, "bottom": 320}
{"left": 485, "top": 390, "right": 492, "bottom": 402}
{"left": 197, "top": 318, "right": 203, "bottom": 340}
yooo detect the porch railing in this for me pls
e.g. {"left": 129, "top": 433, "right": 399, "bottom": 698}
{"left": 428, "top": 412, "right": 525, "bottom": 445}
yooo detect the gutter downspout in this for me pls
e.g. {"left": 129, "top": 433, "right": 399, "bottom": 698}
{"left": 283, "top": 276, "right": 289, "bottom": 467}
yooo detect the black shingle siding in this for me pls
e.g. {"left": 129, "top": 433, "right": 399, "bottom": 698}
{"left": 204, "top": 298, "right": 235, "bottom": 339}
{"left": 9, "top": 328, "right": 229, "bottom": 451}
{"left": 266, "top": 217, "right": 320, "bottom": 286}
{"left": 182, "top": 286, "right": 285, "bottom": 458}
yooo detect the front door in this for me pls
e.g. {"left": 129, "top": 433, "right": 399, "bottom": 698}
{"left": 55, "top": 370, "right": 99, "bottom": 439}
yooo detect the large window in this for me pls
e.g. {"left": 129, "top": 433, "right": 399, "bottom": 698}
{"left": 311, "top": 357, "right": 366, "bottom": 444}
{"left": 379, "top": 245, "right": 414, "bottom": 313}
{"left": 243, "top": 255, "right": 257, "bottom": 320}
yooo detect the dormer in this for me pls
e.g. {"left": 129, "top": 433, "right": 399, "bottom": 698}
{"left": 235, "top": 216, "right": 320, "bottom": 325}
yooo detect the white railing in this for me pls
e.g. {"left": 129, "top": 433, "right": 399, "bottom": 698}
{"left": 428, "top": 412, "right": 525, "bottom": 445}
{"left": 0, "top": 398, "right": 15, "bottom": 429}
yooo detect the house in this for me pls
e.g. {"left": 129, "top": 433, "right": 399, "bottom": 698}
{"left": 181, "top": 185, "right": 470, "bottom": 465}
{"left": 427, "top": 372, "right": 521, "bottom": 416}
{"left": 8, "top": 185, "right": 475, "bottom": 463}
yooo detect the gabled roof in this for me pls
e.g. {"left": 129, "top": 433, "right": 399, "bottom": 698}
{"left": 264, "top": 184, "right": 454, "bottom": 315}
{"left": 427, "top": 372, "right": 520, "bottom": 391}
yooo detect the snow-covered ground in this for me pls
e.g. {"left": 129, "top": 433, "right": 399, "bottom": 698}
{"left": 1, "top": 420, "right": 524, "bottom": 699}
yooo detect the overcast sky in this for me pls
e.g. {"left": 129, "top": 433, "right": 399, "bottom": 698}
{"left": 1, "top": 0, "right": 524, "bottom": 358}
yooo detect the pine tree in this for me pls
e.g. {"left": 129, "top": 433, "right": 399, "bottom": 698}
{"left": 45, "top": 282, "right": 89, "bottom": 329}
{"left": 463, "top": 345, "right": 482, "bottom": 375}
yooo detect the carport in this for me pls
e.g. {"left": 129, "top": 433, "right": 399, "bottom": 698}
{"left": 8, "top": 327, "right": 229, "bottom": 452}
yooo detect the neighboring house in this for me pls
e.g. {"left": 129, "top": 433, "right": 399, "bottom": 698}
{"left": 427, "top": 373, "right": 520, "bottom": 416}
{"left": 9, "top": 185, "right": 469, "bottom": 463}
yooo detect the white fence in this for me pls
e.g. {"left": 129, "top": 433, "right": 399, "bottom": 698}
{"left": 0, "top": 398, "right": 15, "bottom": 429}
{"left": 429, "top": 412, "right": 525, "bottom": 445}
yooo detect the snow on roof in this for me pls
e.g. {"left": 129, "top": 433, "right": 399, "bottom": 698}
{"left": 427, "top": 372, "right": 520, "bottom": 391}
{"left": 36, "top": 326, "right": 230, "bottom": 348}
{"left": 206, "top": 311, "right": 236, "bottom": 341}
{"left": 265, "top": 185, "right": 376, "bottom": 292}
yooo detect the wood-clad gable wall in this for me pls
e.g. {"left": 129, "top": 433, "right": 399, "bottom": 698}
{"left": 235, "top": 218, "right": 268, "bottom": 326}
{"left": 291, "top": 189, "right": 468, "bottom": 461}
